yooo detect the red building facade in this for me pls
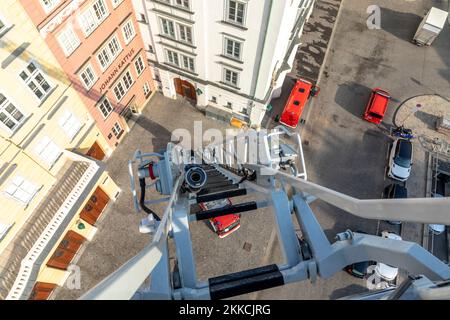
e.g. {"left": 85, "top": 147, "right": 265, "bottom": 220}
{"left": 20, "top": 0, "right": 155, "bottom": 150}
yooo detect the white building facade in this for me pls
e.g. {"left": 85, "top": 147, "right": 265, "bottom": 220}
{"left": 133, "top": 0, "right": 315, "bottom": 128}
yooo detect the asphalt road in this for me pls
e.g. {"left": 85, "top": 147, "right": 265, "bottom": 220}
{"left": 255, "top": 0, "right": 450, "bottom": 299}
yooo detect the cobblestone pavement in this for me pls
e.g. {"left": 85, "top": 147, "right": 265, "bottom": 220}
{"left": 394, "top": 94, "right": 450, "bottom": 155}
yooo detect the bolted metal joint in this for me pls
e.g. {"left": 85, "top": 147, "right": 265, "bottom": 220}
{"left": 335, "top": 229, "right": 354, "bottom": 241}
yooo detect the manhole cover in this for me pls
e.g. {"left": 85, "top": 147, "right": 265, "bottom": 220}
{"left": 243, "top": 242, "right": 252, "bottom": 252}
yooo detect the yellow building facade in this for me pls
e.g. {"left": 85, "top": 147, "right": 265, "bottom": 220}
{"left": 0, "top": 1, "right": 120, "bottom": 300}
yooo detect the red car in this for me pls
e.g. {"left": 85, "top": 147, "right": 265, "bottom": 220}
{"left": 279, "top": 79, "right": 313, "bottom": 128}
{"left": 363, "top": 88, "right": 390, "bottom": 124}
{"left": 199, "top": 199, "right": 241, "bottom": 238}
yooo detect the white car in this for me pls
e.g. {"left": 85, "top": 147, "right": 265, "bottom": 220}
{"left": 387, "top": 138, "right": 413, "bottom": 182}
{"left": 375, "top": 231, "right": 402, "bottom": 281}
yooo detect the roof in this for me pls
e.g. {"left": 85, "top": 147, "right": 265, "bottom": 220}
{"left": 426, "top": 7, "right": 448, "bottom": 29}
{"left": 368, "top": 89, "right": 390, "bottom": 115}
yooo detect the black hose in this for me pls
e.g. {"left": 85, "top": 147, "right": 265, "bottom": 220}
{"left": 139, "top": 178, "right": 161, "bottom": 221}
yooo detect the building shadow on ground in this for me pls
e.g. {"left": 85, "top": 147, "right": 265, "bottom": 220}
{"left": 414, "top": 110, "right": 438, "bottom": 130}
{"left": 380, "top": 7, "right": 422, "bottom": 42}
{"left": 134, "top": 115, "right": 174, "bottom": 152}
{"left": 329, "top": 283, "right": 369, "bottom": 299}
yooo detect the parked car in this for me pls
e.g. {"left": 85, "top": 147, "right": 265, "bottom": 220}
{"left": 199, "top": 199, "right": 241, "bottom": 238}
{"left": 363, "top": 88, "right": 391, "bottom": 124}
{"left": 383, "top": 184, "right": 408, "bottom": 225}
{"left": 345, "top": 260, "right": 372, "bottom": 279}
{"left": 279, "top": 78, "right": 312, "bottom": 129}
{"left": 375, "top": 231, "right": 402, "bottom": 282}
{"left": 387, "top": 138, "right": 413, "bottom": 182}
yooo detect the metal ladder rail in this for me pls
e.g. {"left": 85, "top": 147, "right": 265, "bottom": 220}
{"left": 81, "top": 130, "right": 450, "bottom": 300}
{"left": 80, "top": 170, "right": 450, "bottom": 300}
{"left": 244, "top": 164, "right": 450, "bottom": 226}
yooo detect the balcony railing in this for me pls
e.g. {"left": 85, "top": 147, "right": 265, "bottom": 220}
{"left": 5, "top": 151, "right": 104, "bottom": 300}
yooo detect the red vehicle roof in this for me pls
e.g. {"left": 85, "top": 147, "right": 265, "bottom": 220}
{"left": 364, "top": 88, "right": 390, "bottom": 124}
{"left": 198, "top": 199, "right": 240, "bottom": 238}
{"left": 280, "top": 79, "right": 312, "bottom": 128}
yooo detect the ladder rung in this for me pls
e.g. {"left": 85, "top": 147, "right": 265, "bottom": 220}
{"left": 207, "top": 171, "right": 222, "bottom": 177}
{"left": 196, "top": 189, "right": 247, "bottom": 203}
{"left": 197, "top": 184, "right": 240, "bottom": 196}
{"left": 204, "top": 176, "right": 230, "bottom": 183}
{"left": 195, "top": 201, "right": 257, "bottom": 220}
{"left": 203, "top": 180, "right": 233, "bottom": 188}
{"left": 208, "top": 264, "right": 284, "bottom": 300}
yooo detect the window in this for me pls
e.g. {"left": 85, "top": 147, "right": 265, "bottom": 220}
{"left": 166, "top": 49, "right": 179, "bottom": 66}
{"left": 160, "top": 18, "right": 175, "bottom": 38}
{"left": 182, "top": 55, "right": 195, "bottom": 72}
{"left": 225, "top": 38, "right": 242, "bottom": 60}
{"left": 108, "top": 36, "right": 121, "bottom": 57}
{"left": 134, "top": 56, "right": 145, "bottom": 75}
{"left": 20, "top": 62, "right": 52, "bottom": 100}
{"left": 5, "top": 175, "right": 38, "bottom": 204}
{"left": 78, "top": 0, "right": 108, "bottom": 36}
{"left": 122, "top": 71, "right": 134, "bottom": 90}
{"left": 178, "top": 24, "right": 193, "bottom": 44}
{"left": 227, "top": 0, "right": 246, "bottom": 25}
{"left": 226, "top": 102, "right": 232, "bottom": 108}
{"left": 148, "top": 45, "right": 154, "bottom": 53}
{"left": 0, "top": 93, "right": 25, "bottom": 132}
{"left": 113, "top": 83, "right": 126, "bottom": 101}
{"left": 112, "top": 122, "right": 123, "bottom": 137}
{"left": 79, "top": 64, "right": 97, "bottom": 89}
{"left": 97, "top": 35, "right": 122, "bottom": 71}
{"left": 40, "top": 0, "right": 60, "bottom": 13}
{"left": 143, "top": 82, "right": 151, "bottom": 96}
{"left": 122, "top": 20, "right": 136, "bottom": 44}
{"left": 175, "top": 0, "right": 190, "bottom": 10}
{"left": 113, "top": 71, "right": 134, "bottom": 101}
{"left": 59, "top": 110, "right": 81, "bottom": 139}
{"left": 210, "top": 96, "right": 217, "bottom": 103}
{"left": 112, "top": 0, "right": 124, "bottom": 8}
{"left": 165, "top": 49, "right": 194, "bottom": 72}
{"left": 35, "top": 136, "right": 61, "bottom": 166}
{"left": 57, "top": 26, "right": 80, "bottom": 56}
{"left": 223, "top": 68, "right": 239, "bottom": 87}
{"left": 99, "top": 97, "right": 113, "bottom": 118}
